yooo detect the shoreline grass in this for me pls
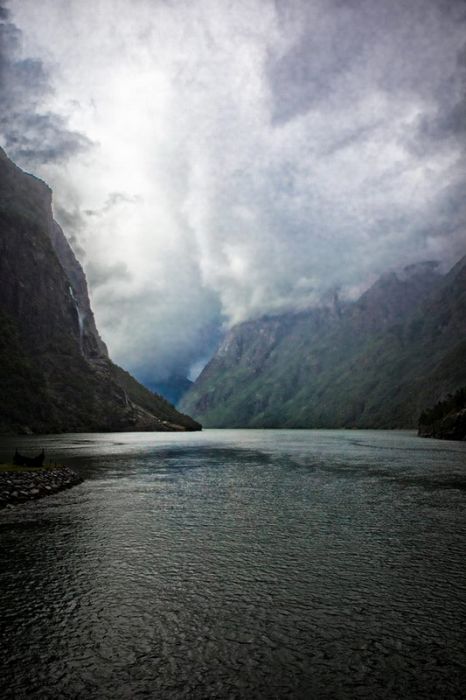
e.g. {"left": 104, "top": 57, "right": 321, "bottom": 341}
{"left": 0, "top": 463, "right": 62, "bottom": 473}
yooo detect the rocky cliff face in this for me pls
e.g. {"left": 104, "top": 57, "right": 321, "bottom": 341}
{"left": 0, "top": 147, "right": 200, "bottom": 433}
{"left": 47, "top": 219, "right": 108, "bottom": 359}
{"left": 180, "top": 257, "right": 466, "bottom": 428}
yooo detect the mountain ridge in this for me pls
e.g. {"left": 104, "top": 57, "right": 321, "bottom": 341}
{"left": 180, "top": 257, "right": 466, "bottom": 429}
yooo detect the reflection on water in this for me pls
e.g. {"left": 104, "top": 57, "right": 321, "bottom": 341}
{"left": 0, "top": 430, "right": 465, "bottom": 698}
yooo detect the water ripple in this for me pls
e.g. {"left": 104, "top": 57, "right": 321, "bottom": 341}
{"left": 0, "top": 430, "right": 465, "bottom": 698}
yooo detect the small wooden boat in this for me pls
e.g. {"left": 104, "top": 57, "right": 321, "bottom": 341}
{"left": 13, "top": 449, "right": 45, "bottom": 468}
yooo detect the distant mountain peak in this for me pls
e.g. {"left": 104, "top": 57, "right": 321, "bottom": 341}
{"left": 399, "top": 260, "right": 440, "bottom": 280}
{"left": 180, "top": 253, "right": 466, "bottom": 429}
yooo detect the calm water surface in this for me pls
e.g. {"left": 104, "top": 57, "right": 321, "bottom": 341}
{"left": 0, "top": 429, "right": 465, "bottom": 699}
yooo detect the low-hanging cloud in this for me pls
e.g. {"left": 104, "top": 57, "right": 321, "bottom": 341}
{"left": 3, "top": 0, "right": 466, "bottom": 382}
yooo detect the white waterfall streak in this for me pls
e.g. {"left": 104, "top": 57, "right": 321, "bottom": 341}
{"left": 69, "top": 286, "right": 86, "bottom": 353}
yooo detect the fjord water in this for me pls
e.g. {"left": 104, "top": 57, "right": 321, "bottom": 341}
{"left": 0, "top": 430, "right": 465, "bottom": 699}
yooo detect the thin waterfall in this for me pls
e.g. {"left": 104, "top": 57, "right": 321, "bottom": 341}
{"left": 69, "top": 286, "right": 86, "bottom": 353}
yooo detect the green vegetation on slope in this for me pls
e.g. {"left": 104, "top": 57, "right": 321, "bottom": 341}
{"left": 111, "top": 364, "right": 201, "bottom": 430}
{"left": 181, "top": 258, "right": 466, "bottom": 429}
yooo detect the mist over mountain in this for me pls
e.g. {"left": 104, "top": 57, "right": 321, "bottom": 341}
{"left": 0, "top": 147, "right": 200, "bottom": 433}
{"left": 2, "top": 0, "right": 466, "bottom": 383}
{"left": 141, "top": 376, "right": 193, "bottom": 407}
{"left": 180, "top": 257, "right": 466, "bottom": 429}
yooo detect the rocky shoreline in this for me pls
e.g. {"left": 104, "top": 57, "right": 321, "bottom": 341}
{"left": 0, "top": 466, "right": 83, "bottom": 509}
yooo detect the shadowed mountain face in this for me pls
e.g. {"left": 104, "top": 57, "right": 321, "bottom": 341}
{"left": 0, "top": 148, "right": 200, "bottom": 433}
{"left": 142, "top": 375, "right": 193, "bottom": 406}
{"left": 419, "top": 387, "right": 466, "bottom": 441}
{"left": 180, "top": 258, "right": 466, "bottom": 428}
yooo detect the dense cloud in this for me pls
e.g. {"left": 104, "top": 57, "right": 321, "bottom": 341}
{"left": 0, "top": 2, "right": 91, "bottom": 163}
{"left": 2, "top": 0, "right": 466, "bottom": 382}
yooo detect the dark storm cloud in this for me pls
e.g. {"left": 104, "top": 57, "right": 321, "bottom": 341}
{"left": 4, "top": 112, "right": 92, "bottom": 164}
{"left": 259, "top": 0, "right": 466, "bottom": 291}
{"left": 269, "top": 0, "right": 466, "bottom": 127}
{"left": 416, "top": 91, "right": 466, "bottom": 146}
{"left": 269, "top": 0, "right": 368, "bottom": 124}
{"left": 0, "top": 2, "right": 91, "bottom": 165}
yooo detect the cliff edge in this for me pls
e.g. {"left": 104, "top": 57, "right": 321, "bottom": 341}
{"left": 0, "top": 148, "right": 200, "bottom": 433}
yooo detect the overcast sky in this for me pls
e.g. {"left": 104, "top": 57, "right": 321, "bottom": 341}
{"left": 1, "top": 0, "right": 465, "bottom": 382}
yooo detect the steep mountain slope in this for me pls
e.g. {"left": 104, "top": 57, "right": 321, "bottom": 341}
{"left": 180, "top": 259, "right": 466, "bottom": 428}
{"left": 0, "top": 148, "right": 200, "bottom": 433}
{"left": 143, "top": 375, "right": 193, "bottom": 406}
